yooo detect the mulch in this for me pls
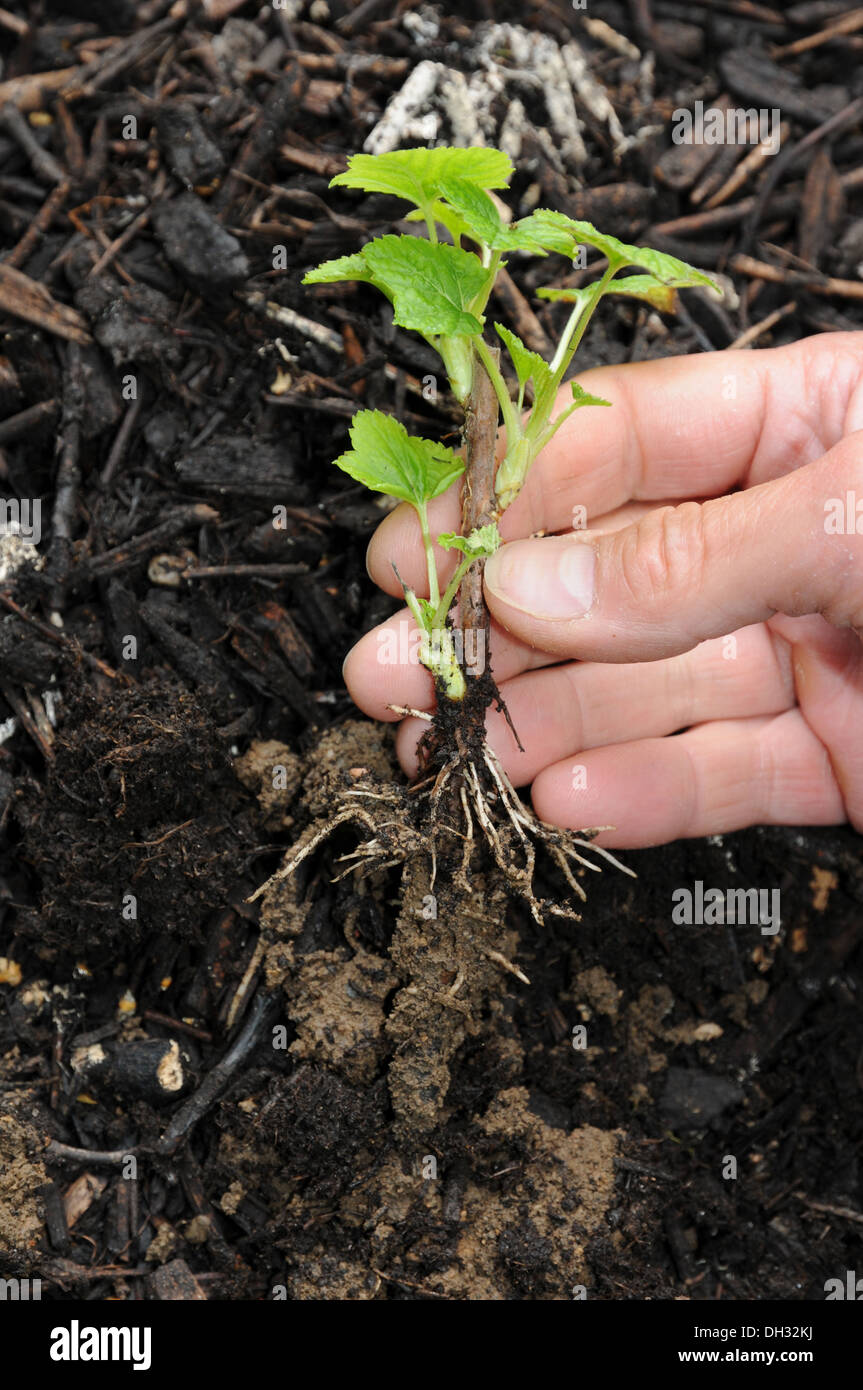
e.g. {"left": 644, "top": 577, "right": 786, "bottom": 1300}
{"left": 0, "top": 0, "right": 861, "bottom": 1301}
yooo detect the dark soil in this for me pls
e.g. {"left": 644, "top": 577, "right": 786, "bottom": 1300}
{"left": 0, "top": 0, "right": 862, "bottom": 1301}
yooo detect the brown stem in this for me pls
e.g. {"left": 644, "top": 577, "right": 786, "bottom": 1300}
{"left": 420, "top": 347, "right": 504, "bottom": 772}
{"left": 458, "top": 345, "right": 500, "bottom": 687}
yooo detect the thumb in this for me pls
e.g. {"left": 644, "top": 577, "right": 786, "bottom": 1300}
{"left": 483, "top": 435, "right": 863, "bottom": 662}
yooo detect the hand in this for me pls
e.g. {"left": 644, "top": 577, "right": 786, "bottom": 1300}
{"left": 343, "top": 332, "right": 863, "bottom": 848}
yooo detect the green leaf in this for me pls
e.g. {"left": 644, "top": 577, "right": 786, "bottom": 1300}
{"left": 509, "top": 209, "right": 577, "bottom": 256}
{"left": 363, "top": 235, "right": 487, "bottom": 336}
{"left": 436, "top": 184, "right": 570, "bottom": 256}
{"left": 569, "top": 381, "right": 612, "bottom": 409}
{"left": 538, "top": 274, "right": 680, "bottom": 314}
{"left": 303, "top": 251, "right": 372, "bottom": 286}
{"left": 495, "top": 323, "right": 548, "bottom": 392}
{"left": 495, "top": 323, "right": 556, "bottom": 420}
{"left": 510, "top": 209, "right": 587, "bottom": 257}
{"left": 416, "top": 597, "right": 437, "bottom": 630}
{"left": 333, "top": 410, "right": 464, "bottom": 507}
{"left": 524, "top": 211, "right": 717, "bottom": 288}
{"left": 406, "top": 200, "right": 472, "bottom": 246}
{"left": 438, "top": 177, "right": 505, "bottom": 247}
{"left": 437, "top": 523, "right": 501, "bottom": 558}
{"left": 331, "top": 147, "right": 514, "bottom": 211}
{"left": 603, "top": 275, "right": 679, "bottom": 312}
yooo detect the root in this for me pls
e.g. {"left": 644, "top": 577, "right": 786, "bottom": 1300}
{"left": 455, "top": 741, "right": 635, "bottom": 926}
{"left": 248, "top": 737, "right": 634, "bottom": 930}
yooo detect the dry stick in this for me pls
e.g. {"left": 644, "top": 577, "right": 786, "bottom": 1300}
{"left": 0, "top": 398, "right": 58, "bottom": 444}
{"left": 81, "top": 504, "right": 219, "bottom": 580}
{"left": 740, "top": 94, "right": 863, "bottom": 254}
{"left": 6, "top": 179, "right": 70, "bottom": 270}
{"left": 157, "top": 990, "right": 278, "bottom": 1154}
{"left": 728, "top": 299, "right": 797, "bottom": 349}
{"left": 0, "top": 679, "right": 52, "bottom": 759}
{"left": 0, "top": 262, "right": 91, "bottom": 344}
{"left": 703, "top": 123, "right": 790, "bottom": 211}
{"left": 730, "top": 253, "right": 863, "bottom": 301}
{"left": 0, "top": 590, "right": 121, "bottom": 679}
{"left": 47, "top": 1141, "right": 136, "bottom": 1166}
{"left": 49, "top": 341, "right": 84, "bottom": 613}
{"left": 100, "top": 388, "right": 144, "bottom": 487}
{"left": 771, "top": 6, "right": 863, "bottom": 59}
{"left": 1, "top": 101, "right": 66, "bottom": 184}
{"left": 181, "top": 562, "right": 308, "bottom": 580}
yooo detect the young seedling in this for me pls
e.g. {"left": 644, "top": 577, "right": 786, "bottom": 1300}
{"left": 265, "top": 144, "right": 718, "bottom": 922}
{"left": 253, "top": 146, "right": 718, "bottom": 1135}
{"left": 304, "top": 147, "right": 715, "bottom": 716}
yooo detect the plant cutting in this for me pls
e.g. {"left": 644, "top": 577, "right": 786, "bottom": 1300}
{"left": 253, "top": 145, "right": 717, "bottom": 1134}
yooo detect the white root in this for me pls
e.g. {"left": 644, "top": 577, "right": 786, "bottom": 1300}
{"left": 248, "top": 730, "right": 634, "bottom": 935}
{"left": 477, "top": 946, "right": 530, "bottom": 986}
{"left": 246, "top": 805, "right": 376, "bottom": 902}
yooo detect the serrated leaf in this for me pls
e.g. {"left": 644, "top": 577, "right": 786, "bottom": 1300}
{"left": 512, "top": 209, "right": 588, "bottom": 257}
{"left": 524, "top": 211, "right": 716, "bottom": 288}
{"left": 495, "top": 323, "right": 556, "bottom": 419}
{"left": 509, "top": 209, "right": 578, "bottom": 256}
{"left": 570, "top": 381, "right": 612, "bottom": 409}
{"left": 436, "top": 184, "right": 566, "bottom": 256}
{"left": 363, "top": 235, "right": 487, "bottom": 336}
{"left": 603, "top": 275, "right": 678, "bottom": 312}
{"left": 333, "top": 410, "right": 464, "bottom": 507}
{"left": 303, "top": 251, "right": 372, "bottom": 285}
{"left": 407, "top": 200, "right": 472, "bottom": 246}
{"left": 437, "top": 523, "right": 501, "bottom": 558}
{"left": 538, "top": 275, "right": 678, "bottom": 313}
{"left": 494, "top": 323, "right": 546, "bottom": 390}
{"left": 438, "top": 177, "right": 505, "bottom": 247}
{"left": 331, "top": 147, "right": 514, "bottom": 212}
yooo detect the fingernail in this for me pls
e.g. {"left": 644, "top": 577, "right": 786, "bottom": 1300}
{"left": 485, "top": 539, "right": 595, "bottom": 619}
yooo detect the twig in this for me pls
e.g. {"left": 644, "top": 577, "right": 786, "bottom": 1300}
{"left": 48, "top": 341, "right": 85, "bottom": 611}
{"left": 0, "top": 679, "right": 53, "bottom": 759}
{"left": 5, "top": 180, "right": 70, "bottom": 269}
{"left": 0, "top": 591, "right": 121, "bottom": 680}
{"left": 1, "top": 101, "right": 66, "bottom": 183}
{"left": 0, "top": 67, "right": 78, "bottom": 112}
{"left": 100, "top": 388, "right": 144, "bottom": 486}
{"left": 794, "top": 1195, "right": 863, "bottom": 1225}
{"left": 728, "top": 300, "right": 796, "bottom": 349}
{"left": 729, "top": 253, "right": 863, "bottom": 301}
{"left": 771, "top": 7, "right": 863, "bottom": 59}
{"left": 0, "top": 398, "right": 58, "bottom": 444}
{"left": 47, "top": 1141, "right": 136, "bottom": 1166}
{"left": 740, "top": 94, "right": 863, "bottom": 253}
{"left": 703, "top": 124, "right": 790, "bottom": 210}
{"left": 89, "top": 205, "right": 151, "bottom": 279}
{"left": 157, "top": 990, "right": 279, "bottom": 1154}
{"left": 0, "top": 262, "right": 91, "bottom": 344}
{"left": 181, "top": 562, "right": 308, "bottom": 580}
{"left": 82, "top": 504, "right": 219, "bottom": 580}
{"left": 242, "top": 291, "right": 343, "bottom": 352}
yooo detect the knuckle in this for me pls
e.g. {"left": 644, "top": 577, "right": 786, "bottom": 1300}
{"left": 616, "top": 502, "right": 707, "bottom": 610}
